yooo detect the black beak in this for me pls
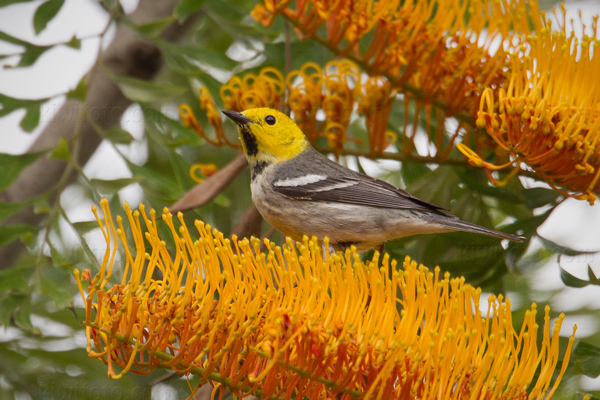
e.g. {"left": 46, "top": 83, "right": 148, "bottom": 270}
{"left": 222, "top": 110, "right": 253, "bottom": 125}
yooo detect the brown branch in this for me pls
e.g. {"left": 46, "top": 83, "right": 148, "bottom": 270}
{"left": 169, "top": 154, "right": 247, "bottom": 214}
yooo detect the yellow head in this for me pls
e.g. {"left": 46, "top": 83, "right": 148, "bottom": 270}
{"left": 222, "top": 108, "right": 309, "bottom": 164}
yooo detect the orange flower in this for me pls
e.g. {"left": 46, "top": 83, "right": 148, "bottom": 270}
{"left": 76, "top": 199, "right": 575, "bottom": 399}
{"left": 252, "top": 0, "right": 537, "bottom": 120}
{"left": 459, "top": 9, "right": 600, "bottom": 204}
{"left": 189, "top": 163, "right": 218, "bottom": 183}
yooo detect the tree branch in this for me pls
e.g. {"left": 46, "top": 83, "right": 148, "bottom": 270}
{"left": 0, "top": 0, "right": 198, "bottom": 269}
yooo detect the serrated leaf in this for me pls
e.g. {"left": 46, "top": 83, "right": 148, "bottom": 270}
{"left": 90, "top": 177, "right": 142, "bottom": 193}
{"left": 100, "top": 127, "right": 134, "bottom": 144}
{"left": 173, "top": 0, "right": 204, "bottom": 22}
{"left": 39, "top": 276, "right": 72, "bottom": 309}
{"left": 33, "top": 0, "right": 65, "bottom": 34}
{"left": 559, "top": 264, "right": 590, "bottom": 288}
{"left": 0, "top": 224, "right": 36, "bottom": 246}
{"left": 66, "top": 76, "right": 87, "bottom": 101}
{"left": 0, "top": 152, "right": 44, "bottom": 191}
{"left": 50, "top": 137, "right": 70, "bottom": 161}
{"left": 113, "top": 75, "right": 186, "bottom": 102}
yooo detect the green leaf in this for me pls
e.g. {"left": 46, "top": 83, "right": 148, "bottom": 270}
{"left": 0, "top": 31, "right": 51, "bottom": 67}
{"left": 213, "top": 193, "right": 231, "bottom": 207}
{"left": 128, "top": 161, "right": 182, "bottom": 199}
{"left": 100, "top": 127, "right": 134, "bottom": 144}
{"left": 173, "top": 0, "right": 204, "bottom": 21}
{"left": 66, "top": 76, "right": 87, "bottom": 101}
{"left": 401, "top": 162, "right": 431, "bottom": 186}
{"left": 570, "top": 341, "right": 600, "bottom": 378}
{"left": 588, "top": 266, "right": 600, "bottom": 284}
{"left": 0, "top": 265, "right": 32, "bottom": 293}
{"left": 0, "top": 224, "right": 36, "bottom": 246}
{"left": 0, "top": 294, "right": 25, "bottom": 327}
{"left": 132, "top": 16, "right": 175, "bottom": 37}
{"left": 0, "top": 0, "right": 36, "bottom": 7}
{"left": 64, "top": 34, "right": 80, "bottom": 49}
{"left": 13, "top": 295, "right": 34, "bottom": 331}
{"left": 20, "top": 101, "right": 42, "bottom": 131}
{"left": 0, "top": 200, "right": 29, "bottom": 222}
{"left": 521, "top": 187, "right": 561, "bottom": 209}
{"left": 113, "top": 75, "right": 186, "bottom": 102}
{"left": 50, "top": 137, "right": 70, "bottom": 161}
{"left": 33, "top": 0, "right": 65, "bottom": 34}
{"left": 33, "top": 198, "right": 51, "bottom": 215}
{"left": 90, "top": 177, "right": 142, "bottom": 194}
{"left": 159, "top": 40, "right": 238, "bottom": 71}
{"left": 50, "top": 246, "right": 72, "bottom": 269}
{"left": 539, "top": 236, "right": 599, "bottom": 256}
{"left": 71, "top": 219, "right": 102, "bottom": 235}
{"left": 559, "top": 264, "right": 590, "bottom": 288}
{"left": 39, "top": 276, "right": 72, "bottom": 309}
{"left": 0, "top": 92, "right": 47, "bottom": 132}
{"left": 0, "top": 152, "right": 44, "bottom": 191}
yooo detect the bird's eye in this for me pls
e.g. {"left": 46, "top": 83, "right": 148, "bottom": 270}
{"left": 265, "top": 115, "right": 276, "bottom": 125}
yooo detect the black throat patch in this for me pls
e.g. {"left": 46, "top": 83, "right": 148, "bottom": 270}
{"left": 251, "top": 161, "right": 268, "bottom": 181}
{"left": 240, "top": 125, "right": 258, "bottom": 157}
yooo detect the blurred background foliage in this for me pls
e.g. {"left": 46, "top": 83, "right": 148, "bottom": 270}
{"left": 0, "top": 0, "right": 599, "bottom": 399}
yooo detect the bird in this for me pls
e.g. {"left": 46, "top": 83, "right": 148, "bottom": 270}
{"left": 222, "top": 108, "right": 523, "bottom": 253}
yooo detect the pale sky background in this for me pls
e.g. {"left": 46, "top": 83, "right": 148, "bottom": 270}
{"left": 0, "top": 0, "right": 599, "bottom": 394}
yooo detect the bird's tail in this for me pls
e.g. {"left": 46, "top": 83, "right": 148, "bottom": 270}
{"left": 439, "top": 217, "right": 524, "bottom": 242}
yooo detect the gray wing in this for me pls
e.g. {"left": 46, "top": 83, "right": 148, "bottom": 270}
{"left": 271, "top": 151, "right": 448, "bottom": 214}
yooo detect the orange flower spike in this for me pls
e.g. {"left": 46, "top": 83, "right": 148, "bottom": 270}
{"left": 463, "top": 9, "right": 600, "bottom": 203}
{"left": 287, "top": 63, "right": 324, "bottom": 142}
{"left": 79, "top": 201, "right": 575, "bottom": 398}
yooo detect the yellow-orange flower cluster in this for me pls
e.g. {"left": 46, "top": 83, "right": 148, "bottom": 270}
{"left": 459, "top": 11, "right": 600, "bottom": 204}
{"left": 252, "top": 0, "right": 537, "bottom": 119}
{"left": 75, "top": 199, "right": 575, "bottom": 399}
{"left": 180, "top": 60, "right": 398, "bottom": 156}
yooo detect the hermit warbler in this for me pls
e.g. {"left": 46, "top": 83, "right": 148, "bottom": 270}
{"left": 223, "top": 108, "right": 523, "bottom": 252}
